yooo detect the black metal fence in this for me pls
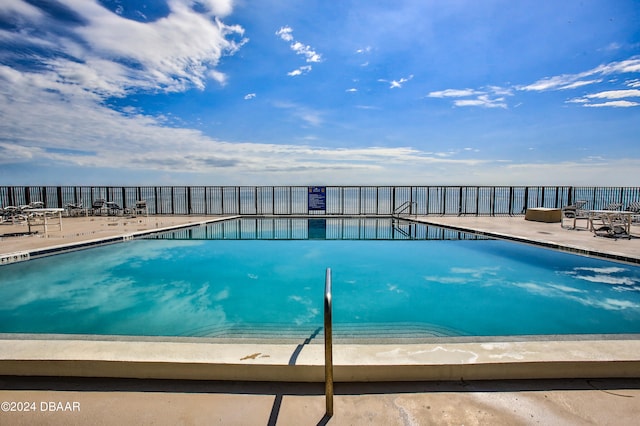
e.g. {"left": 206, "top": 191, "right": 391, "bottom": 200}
{"left": 1, "top": 186, "right": 639, "bottom": 216}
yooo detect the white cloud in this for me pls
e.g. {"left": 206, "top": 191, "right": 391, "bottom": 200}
{"left": 520, "top": 76, "right": 600, "bottom": 91}
{"left": 565, "top": 98, "right": 589, "bottom": 104}
{"left": 597, "top": 57, "right": 640, "bottom": 74}
{"left": 287, "top": 65, "right": 312, "bottom": 76}
{"left": 584, "top": 100, "right": 639, "bottom": 108}
{"left": 562, "top": 83, "right": 640, "bottom": 108}
{"left": 290, "top": 41, "right": 322, "bottom": 63}
{"left": 276, "top": 25, "right": 322, "bottom": 75}
{"left": 0, "top": 0, "right": 246, "bottom": 97}
{"left": 428, "top": 89, "right": 480, "bottom": 98}
{"left": 244, "top": 93, "right": 256, "bottom": 100}
{"left": 379, "top": 75, "right": 413, "bottom": 89}
{"left": 454, "top": 95, "right": 507, "bottom": 109}
{"left": 4, "top": 64, "right": 540, "bottom": 185}
{"left": 585, "top": 89, "right": 640, "bottom": 99}
{"left": 430, "top": 56, "right": 640, "bottom": 109}
{"left": 390, "top": 75, "right": 413, "bottom": 89}
{"left": 520, "top": 57, "right": 640, "bottom": 92}
{"left": 428, "top": 86, "right": 509, "bottom": 109}
{"left": 196, "top": 0, "right": 234, "bottom": 17}
{"left": 276, "top": 26, "right": 294, "bottom": 42}
{"left": 0, "top": 0, "right": 43, "bottom": 18}
{"left": 557, "top": 79, "right": 603, "bottom": 90}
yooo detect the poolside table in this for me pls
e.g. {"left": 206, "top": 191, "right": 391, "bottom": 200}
{"left": 26, "top": 208, "right": 64, "bottom": 235}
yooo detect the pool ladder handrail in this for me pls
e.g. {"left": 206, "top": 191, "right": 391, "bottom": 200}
{"left": 392, "top": 201, "right": 417, "bottom": 217}
{"left": 324, "top": 267, "right": 334, "bottom": 417}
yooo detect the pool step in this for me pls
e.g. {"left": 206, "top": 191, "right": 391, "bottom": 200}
{"left": 184, "top": 322, "right": 465, "bottom": 342}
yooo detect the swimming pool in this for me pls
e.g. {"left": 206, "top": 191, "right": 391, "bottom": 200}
{"left": 1, "top": 218, "right": 639, "bottom": 341}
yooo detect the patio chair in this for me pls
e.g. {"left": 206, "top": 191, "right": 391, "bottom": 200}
{"left": 561, "top": 200, "right": 588, "bottom": 230}
{"left": 626, "top": 202, "right": 640, "bottom": 223}
{"left": 105, "top": 201, "right": 124, "bottom": 216}
{"left": 1, "top": 206, "right": 19, "bottom": 223}
{"left": 91, "top": 199, "right": 108, "bottom": 215}
{"left": 591, "top": 211, "right": 629, "bottom": 238}
{"left": 133, "top": 200, "right": 148, "bottom": 216}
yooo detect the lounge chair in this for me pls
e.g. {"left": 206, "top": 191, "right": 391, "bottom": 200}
{"left": 65, "top": 202, "right": 86, "bottom": 217}
{"left": 602, "top": 202, "right": 623, "bottom": 211}
{"left": 561, "top": 200, "right": 588, "bottom": 229}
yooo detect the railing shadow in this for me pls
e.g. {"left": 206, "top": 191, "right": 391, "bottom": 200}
{"left": 267, "top": 327, "right": 323, "bottom": 425}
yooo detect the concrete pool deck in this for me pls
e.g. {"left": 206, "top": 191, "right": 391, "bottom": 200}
{"left": 412, "top": 215, "right": 640, "bottom": 265}
{"left": 1, "top": 215, "right": 640, "bottom": 424}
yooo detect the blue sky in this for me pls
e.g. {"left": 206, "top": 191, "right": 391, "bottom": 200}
{"left": 1, "top": 0, "right": 639, "bottom": 186}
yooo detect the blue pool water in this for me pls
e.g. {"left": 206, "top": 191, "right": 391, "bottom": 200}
{"left": 1, "top": 218, "right": 639, "bottom": 340}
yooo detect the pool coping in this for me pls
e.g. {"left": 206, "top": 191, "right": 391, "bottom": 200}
{"left": 407, "top": 216, "right": 640, "bottom": 265}
{"left": 1, "top": 216, "right": 238, "bottom": 264}
{"left": 1, "top": 335, "right": 639, "bottom": 382}
{"left": 2, "top": 215, "right": 640, "bottom": 382}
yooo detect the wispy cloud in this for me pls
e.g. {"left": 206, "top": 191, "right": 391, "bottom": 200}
{"left": 244, "top": 93, "right": 256, "bottom": 100}
{"left": 453, "top": 95, "right": 507, "bottom": 109}
{"left": 429, "top": 56, "right": 640, "bottom": 109}
{"left": 586, "top": 89, "right": 640, "bottom": 99}
{"left": 378, "top": 75, "right": 413, "bottom": 89}
{"left": 520, "top": 57, "right": 640, "bottom": 92}
{"left": 276, "top": 26, "right": 322, "bottom": 76}
{"left": 427, "top": 87, "right": 509, "bottom": 109}
{"left": 568, "top": 88, "right": 640, "bottom": 107}
{"left": 583, "top": 100, "right": 639, "bottom": 108}
{"left": 428, "top": 89, "right": 481, "bottom": 98}
{"left": 273, "top": 101, "right": 323, "bottom": 126}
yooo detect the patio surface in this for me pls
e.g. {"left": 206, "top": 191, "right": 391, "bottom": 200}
{"left": 1, "top": 214, "right": 639, "bottom": 425}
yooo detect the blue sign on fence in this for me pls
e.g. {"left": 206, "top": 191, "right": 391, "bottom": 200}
{"left": 308, "top": 186, "right": 326, "bottom": 211}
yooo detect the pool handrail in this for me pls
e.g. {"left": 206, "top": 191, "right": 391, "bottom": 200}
{"left": 392, "top": 200, "right": 416, "bottom": 217}
{"left": 324, "top": 267, "right": 334, "bottom": 417}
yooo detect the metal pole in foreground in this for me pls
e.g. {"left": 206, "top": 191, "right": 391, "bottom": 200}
{"left": 324, "top": 267, "right": 334, "bottom": 417}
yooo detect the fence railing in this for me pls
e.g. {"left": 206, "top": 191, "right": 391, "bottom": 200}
{"left": 1, "top": 186, "right": 639, "bottom": 216}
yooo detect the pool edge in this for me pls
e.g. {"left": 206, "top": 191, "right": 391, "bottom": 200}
{"left": 409, "top": 217, "right": 640, "bottom": 265}
{"left": 1, "top": 338, "right": 639, "bottom": 382}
